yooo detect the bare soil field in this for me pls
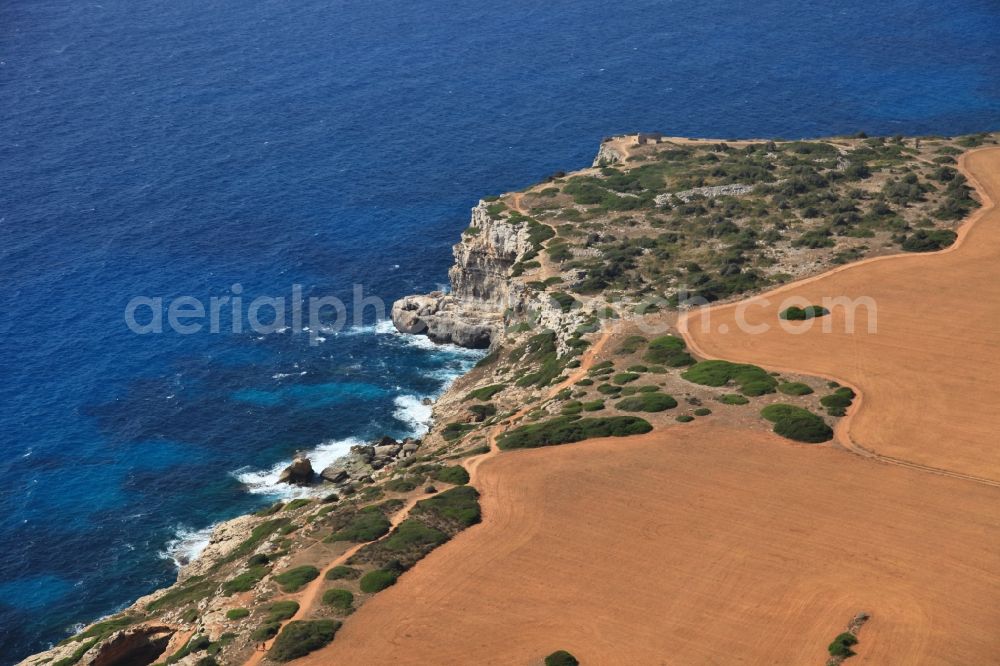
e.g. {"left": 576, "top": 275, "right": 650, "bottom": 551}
{"left": 682, "top": 147, "right": 1000, "bottom": 483}
{"left": 302, "top": 424, "right": 999, "bottom": 665}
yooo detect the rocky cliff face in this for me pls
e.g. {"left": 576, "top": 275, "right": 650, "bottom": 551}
{"left": 391, "top": 202, "right": 534, "bottom": 348}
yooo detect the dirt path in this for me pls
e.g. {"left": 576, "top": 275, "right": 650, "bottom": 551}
{"left": 678, "top": 146, "right": 1000, "bottom": 484}
{"left": 245, "top": 327, "right": 613, "bottom": 664}
{"left": 242, "top": 496, "right": 419, "bottom": 666}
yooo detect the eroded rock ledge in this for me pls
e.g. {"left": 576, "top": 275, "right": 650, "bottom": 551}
{"left": 391, "top": 200, "right": 536, "bottom": 348}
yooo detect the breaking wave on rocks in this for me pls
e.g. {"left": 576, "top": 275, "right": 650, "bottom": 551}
{"left": 231, "top": 436, "right": 365, "bottom": 499}
{"left": 160, "top": 525, "right": 216, "bottom": 569}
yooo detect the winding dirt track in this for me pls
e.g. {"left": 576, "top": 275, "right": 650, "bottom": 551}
{"left": 681, "top": 147, "right": 1000, "bottom": 483}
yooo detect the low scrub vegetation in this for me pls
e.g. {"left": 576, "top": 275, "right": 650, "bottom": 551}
{"left": 718, "top": 393, "right": 750, "bottom": 405}
{"left": 778, "top": 381, "right": 814, "bottom": 395}
{"left": 325, "top": 565, "right": 360, "bottom": 580}
{"left": 434, "top": 465, "right": 470, "bottom": 485}
{"left": 615, "top": 393, "right": 678, "bottom": 412}
{"left": 326, "top": 506, "right": 392, "bottom": 543}
{"left": 359, "top": 568, "right": 401, "bottom": 593}
{"left": 545, "top": 650, "right": 580, "bottom": 666}
{"left": 270, "top": 620, "right": 341, "bottom": 662}
{"left": 682, "top": 360, "right": 777, "bottom": 396}
{"left": 497, "top": 415, "right": 652, "bottom": 449}
{"left": 643, "top": 335, "right": 695, "bottom": 367}
{"left": 273, "top": 565, "right": 320, "bottom": 593}
{"left": 779, "top": 305, "right": 830, "bottom": 320}
{"left": 827, "top": 631, "right": 859, "bottom": 658}
{"left": 761, "top": 404, "right": 833, "bottom": 443}
{"left": 322, "top": 588, "right": 354, "bottom": 611}
{"left": 820, "top": 387, "right": 856, "bottom": 416}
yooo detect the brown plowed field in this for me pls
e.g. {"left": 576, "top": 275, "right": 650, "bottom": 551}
{"left": 303, "top": 425, "right": 999, "bottom": 665}
{"left": 681, "top": 147, "right": 1000, "bottom": 483}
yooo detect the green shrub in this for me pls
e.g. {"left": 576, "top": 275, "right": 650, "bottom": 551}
{"left": 384, "top": 477, "right": 418, "bottom": 492}
{"left": 827, "top": 631, "right": 859, "bottom": 658}
{"left": 779, "top": 305, "right": 830, "bottom": 320}
{"left": 820, "top": 388, "right": 855, "bottom": 416}
{"left": 582, "top": 399, "right": 605, "bottom": 411}
{"left": 255, "top": 502, "right": 284, "bottom": 517}
{"left": 325, "top": 565, "right": 360, "bottom": 581}
{"left": 434, "top": 465, "right": 470, "bottom": 485}
{"left": 617, "top": 335, "right": 647, "bottom": 354}
{"left": 413, "top": 485, "right": 482, "bottom": 528}
{"left": 322, "top": 588, "right": 354, "bottom": 610}
{"left": 682, "top": 360, "right": 777, "bottom": 395}
{"left": 266, "top": 601, "right": 300, "bottom": 622}
{"left": 222, "top": 565, "right": 270, "bottom": 595}
{"left": 778, "top": 382, "right": 814, "bottom": 396}
{"left": 273, "top": 566, "right": 320, "bottom": 593}
{"left": 612, "top": 372, "right": 641, "bottom": 385}
{"left": 360, "top": 568, "right": 401, "bottom": 593}
{"left": 761, "top": 404, "right": 834, "bottom": 443}
{"left": 498, "top": 416, "right": 652, "bottom": 449}
{"left": 466, "top": 384, "right": 506, "bottom": 401}
{"left": 676, "top": 415, "right": 695, "bottom": 423}
{"left": 269, "top": 620, "right": 341, "bottom": 662}
{"left": 382, "top": 519, "right": 448, "bottom": 552}
{"left": 442, "top": 422, "right": 477, "bottom": 441}
{"left": 327, "top": 506, "right": 392, "bottom": 543}
{"left": 251, "top": 623, "right": 280, "bottom": 642}
{"left": 693, "top": 407, "right": 712, "bottom": 416}
{"left": 902, "top": 228, "right": 957, "bottom": 251}
{"left": 718, "top": 394, "right": 750, "bottom": 405}
{"left": 615, "top": 393, "right": 678, "bottom": 412}
{"left": 225, "top": 608, "right": 250, "bottom": 621}
{"left": 545, "top": 650, "right": 580, "bottom": 666}
{"left": 575, "top": 378, "right": 594, "bottom": 386}
{"left": 627, "top": 364, "right": 648, "bottom": 372}
{"left": 597, "top": 383, "right": 622, "bottom": 395}
{"left": 284, "top": 498, "right": 312, "bottom": 512}
{"left": 643, "top": 335, "right": 695, "bottom": 367}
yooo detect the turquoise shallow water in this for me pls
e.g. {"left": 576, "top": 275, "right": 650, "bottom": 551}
{"left": 1, "top": 0, "right": 998, "bottom": 661}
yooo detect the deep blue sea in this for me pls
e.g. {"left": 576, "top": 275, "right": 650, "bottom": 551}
{"left": 1, "top": 0, "right": 998, "bottom": 661}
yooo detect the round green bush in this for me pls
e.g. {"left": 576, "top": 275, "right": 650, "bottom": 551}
{"left": 643, "top": 335, "right": 695, "bottom": 367}
{"left": 266, "top": 600, "right": 300, "bottom": 622}
{"left": 545, "top": 650, "right": 580, "bottom": 666}
{"left": 682, "top": 360, "right": 776, "bottom": 395}
{"left": 778, "top": 382, "right": 814, "bottom": 396}
{"left": 434, "top": 465, "right": 470, "bottom": 485}
{"left": 597, "top": 383, "right": 622, "bottom": 395}
{"left": 627, "top": 364, "right": 648, "bottom": 372}
{"left": 779, "top": 305, "right": 830, "bottom": 320}
{"left": 225, "top": 608, "right": 250, "bottom": 621}
{"left": 360, "top": 568, "right": 400, "bottom": 593}
{"left": 820, "top": 392, "right": 853, "bottom": 416}
{"left": 761, "top": 403, "right": 809, "bottom": 423}
{"left": 693, "top": 408, "right": 712, "bottom": 416}
{"left": 322, "top": 588, "right": 354, "bottom": 610}
{"left": 675, "top": 415, "right": 695, "bottom": 423}
{"left": 612, "top": 372, "right": 641, "bottom": 385}
{"left": 325, "top": 565, "right": 360, "bottom": 581}
{"left": 269, "top": 620, "right": 341, "bottom": 662}
{"left": 718, "top": 394, "right": 749, "bottom": 405}
{"left": 273, "top": 565, "right": 320, "bottom": 593}
{"left": 773, "top": 413, "right": 833, "bottom": 443}
{"left": 615, "top": 393, "right": 678, "bottom": 412}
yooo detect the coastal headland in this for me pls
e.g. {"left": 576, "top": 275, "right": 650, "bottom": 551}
{"left": 21, "top": 132, "right": 999, "bottom": 666}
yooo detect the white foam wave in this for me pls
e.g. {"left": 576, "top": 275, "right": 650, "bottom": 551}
{"left": 232, "top": 437, "right": 364, "bottom": 498}
{"left": 393, "top": 394, "right": 433, "bottom": 437}
{"left": 160, "top": 525, "right": 215, "bottom": 569}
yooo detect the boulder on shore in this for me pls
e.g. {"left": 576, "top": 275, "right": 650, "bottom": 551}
{"left": 278, "top": 457, "right": 314, "bottom": 485}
